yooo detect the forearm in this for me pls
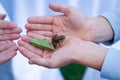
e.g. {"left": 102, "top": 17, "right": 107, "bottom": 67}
{"left": 73, "top": 41, "right": 108, "bottom": 70}
{"left": 81, "top": 45, "right": 108, "bottom": 70}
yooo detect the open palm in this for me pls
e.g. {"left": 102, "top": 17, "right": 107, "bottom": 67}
{"left": 25, "top": 4, "right": 92, "bottom": 41}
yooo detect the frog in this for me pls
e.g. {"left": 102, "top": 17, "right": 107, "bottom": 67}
{"left": 52, "top": 34, "right": 65, "bottom": 48}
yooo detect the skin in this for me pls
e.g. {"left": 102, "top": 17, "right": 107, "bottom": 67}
{"left": 18, "top": 4, "right": 113, "bottom": 70}
{"left": 18, "top": 34, "right": 107, "bottom": 70}
{"left": 0, "top": 14, "right": 22, "bottom": 64}
{"left": 25, "top": 4, "right": 113, "bottom": 42}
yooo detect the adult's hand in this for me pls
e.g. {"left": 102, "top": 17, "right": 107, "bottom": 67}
{"left": 0, "top": 14, "right": 22, "bottom": 64}
{"left": 18, "top": 34, "right": 108, "bottom": 70}
{"left": 25, "top": 4, "right": 92, "bottom": 41}
{"left": 26, "top": 4, "right": 113, "bottom": 43}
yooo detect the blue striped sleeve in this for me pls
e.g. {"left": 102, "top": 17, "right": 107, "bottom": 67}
{"left": 101, "top": 48, "right": 120, "bottom": 80}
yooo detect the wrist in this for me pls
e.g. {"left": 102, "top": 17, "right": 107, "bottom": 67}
{"left": 86, "top": 17, "right": 114, "bottom": 43}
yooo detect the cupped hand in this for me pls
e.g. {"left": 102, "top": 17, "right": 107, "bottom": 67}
{"left": 18, "top": 32, "right": 82, "bottom": 68}
{"left": 0, "top": 14, "right": 22, "bottom": 64}
{"left": 18, "top": 32, "right": 107, "bottom": 70}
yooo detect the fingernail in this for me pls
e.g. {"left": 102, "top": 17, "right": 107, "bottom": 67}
{"left": 29, "top": 60, "right": 33, "bottom": 64}
{"left": 28, "top": 17, "right": 34, "bottom": 22}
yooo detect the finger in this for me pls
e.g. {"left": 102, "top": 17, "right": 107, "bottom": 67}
{"left": 25, "top": 23, "right": 52, "bottom": 31}
{"left": 29, "top": 57, "right": 54, "bottom": 68}
{"left": 20, "top": 35, "right": 31, "bottom": 43}
{"left": 18, "top": 40, "right": 43, "bottom": 56}
{"left": 28, "top": 31, "right": 53, "bottom": 37}
{"left": 0, "top": 34, "right": 20, "bottom": 40}
{"left": 0, "top": 41, "right": 16, "bottom": 51}
{"left": 0, "top": 20, "right": 17, "bottom": 29}
{"left": 27, "top": 32, "right": 50, "bottom": 40}
{"left": 0, "top": 50, "right": 16, "bottom": 64}
{"left": 0, "top": 27, "right": 22, "bottom": 34}
{"left": 18, "top": 46, "right": 42, "bottom": 59}
{"left": 49, "top": 4, "right": 67, "bottom": 13}
{"left": 0, "top": 14, "right": 6, "bottom": 20}
{"left": 6, "top": 44, "right": 18, "bottom": 51}
{"left": 49, "top": 4, "right": 74, "bottom": 16}
{"left": 28, "top": 16, "right": 54, "bottom": 24}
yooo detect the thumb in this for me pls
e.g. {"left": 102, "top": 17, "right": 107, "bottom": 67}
{"left": 29, "top": 57, "right": 54, "bottom": 68}
{"left": 0, "top": 14, "right": 6, "bottom": 20}
{"left": 49, "top": 4, "right": 67, "bottom": 13}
